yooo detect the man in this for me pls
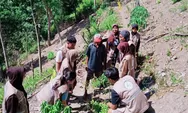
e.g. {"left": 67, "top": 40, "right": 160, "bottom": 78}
{"left": 104, "top": 67, "right": 149, "bottom": 113}
{"left": 130, "top": 24, "right": 140, "bottom": 58}
{"left": 85, "top": 34, "right": 107, "bottom": 98}
{"left": 56, "top": 36, "right": 77, "bottom": 72}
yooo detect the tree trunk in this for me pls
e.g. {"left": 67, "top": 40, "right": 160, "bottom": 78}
{"left": 30, "top": 0, "right": 42, "bottom": 75}
{"left": 0, "top": 21, "right": 8, "bottom": 69}
{"left": 47, "top": 8, "right": 51, "bottom": 46}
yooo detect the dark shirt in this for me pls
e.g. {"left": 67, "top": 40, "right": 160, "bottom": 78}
{"left": 5, "top": 94, "right": 18, "bottom": 113}
{"left": 111, "top": 89, "right": 120, "bottom": 105}
{"left": 86, "top": 43, "right": 106, "bottom": 72}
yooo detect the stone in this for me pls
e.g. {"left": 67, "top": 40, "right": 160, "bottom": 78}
{"left": 171, "top": 56, "right": 177, "bottom": 60}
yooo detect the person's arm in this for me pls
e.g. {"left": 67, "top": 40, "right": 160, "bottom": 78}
{"left": 119, "top": 59, "right": 128, "bottom": 78}
{"left": 107, "top": 90, "right": 120, "bottom": 110}
{"left": 103, "top": 45, "right": 107, "bottom": 70}
{"left": 86, "top": 45, "right": 91, "bottom": 70}
{"left": 136, "top": 34, "right": 140, "bottom": 53}
{"left": 56, "top": 51, "right": 63, "bottom": 72}
{"left": 5, "top": 94, "right": 18, "bottom": 113}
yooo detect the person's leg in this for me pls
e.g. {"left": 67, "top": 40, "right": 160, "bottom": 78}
{"left": 84, "top": 69, "right": 94, "bottom": 99}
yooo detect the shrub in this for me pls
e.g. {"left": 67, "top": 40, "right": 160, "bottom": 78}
{"left": 129, "top": 6, "right": 149, "bottom": 30}
{"left": 47, "top": 51, "right": 55, "bottom": 60}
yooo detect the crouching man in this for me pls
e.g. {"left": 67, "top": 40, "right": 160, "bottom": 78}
{"left": 104, "top": 67, "right": 149, "bottom": 113}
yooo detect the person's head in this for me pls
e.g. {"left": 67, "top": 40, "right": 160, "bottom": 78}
{"left": 128, "top": 41, "right": 136, "bottom": 56}
{"left": 93, "top": 34, "right": 102, "bottom": 47}
{"left": 66, "top": 49, "right": 79, "bottom": 67}
{"left": 132, "top": 24, "right": 138, "bottom": 33}
{"left": 64, "top": 71, "right": 76, "bottom": 85}
{"left": 6, "top": 66, "right": 28, "bottom": 97}
{"left": 67, "top": 36, "right": 77, "bottom": 49}
{"left": 117, "top": 42, "right": 129, "bottom": 56}
{"left": 104, "top": 67, "right": 119, "bottom": 85}
{"left": 112, "top": 24, "right": 119, "bottom": 34}
{"left": 107, "top": 32, "right": 115, "bottom": 47}
{"left": 119, "top": 30, "right": 130, "bottom": 42}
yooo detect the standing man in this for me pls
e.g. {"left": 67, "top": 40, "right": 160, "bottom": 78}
{"left": 56, "top": 36, "right": 77, "bottom": 72}
{"left": 130, "top": 24, "right": 140, "bottom": 59}
{"left": 104, "top": 67, "right": 149, "bottom": 113}
{"left": 84, "top": 34, "right": 107, "bottom": 98}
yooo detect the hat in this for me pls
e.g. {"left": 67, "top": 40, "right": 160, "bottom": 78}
{"left": 112, "top": 24, "right": 119, "bottom": 28}
{"left": 132, "top": 24, "right": 138, "bottom": 30}
{"left": 94, "top": 34, "right": 102, "bottom": 43}
{"left": 120, "top": 30, "right": 130, "bottom": 41}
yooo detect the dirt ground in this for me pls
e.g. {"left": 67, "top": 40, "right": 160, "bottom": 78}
{"left": 27, "top": 0, "right": 188, "bottom": 113}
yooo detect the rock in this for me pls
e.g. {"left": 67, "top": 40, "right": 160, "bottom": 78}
{"left": 171, "top": 56, "right": 177, "bottom": 60}
{"left": 161, "top": 72, "right": 166, "bottom": 77}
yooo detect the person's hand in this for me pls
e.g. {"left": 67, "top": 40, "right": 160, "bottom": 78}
{"left": 69, "top": 90, "right": 73, "bottom": 94}
{"left": 107, "top": 102, "right": 111, "bottom": 108}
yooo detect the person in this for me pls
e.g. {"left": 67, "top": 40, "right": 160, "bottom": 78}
{"left": 106, "top": 32, "right": 119, "bottom": 68}
{"left": 130, "top": 24, "right": 140, "bottom": 59}
{"left": 112, "top": 24, "right": 120, "bottom": 41}
{"left": 85, "top": 34, "right": 107, "bottom": 98}
{"left": 119, "top": 30, "right": 130, "bottom": 42}
{"left": 57, "top": 49, "right": 78, "bottom": 94}
{"left": 2, "top": 67, "right": 29, "bottom": 113}
{"left": 36, "top": 71, "right": 76, "bottom": 106}
{"left": 104, "top": 67, "right": 149, "bottom": 113}
{"left": 56, "top": 36, "right": 77, "bottom": 72}
{"left": 117, "top": 41, "right": 129, "bottom": 63}
{"left": 118, "top": 41, "right": 137, "bottom": 78}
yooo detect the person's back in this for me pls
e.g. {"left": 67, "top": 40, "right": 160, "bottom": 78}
{"left": 113, "top": 75, "right": 149, "bottom": 113}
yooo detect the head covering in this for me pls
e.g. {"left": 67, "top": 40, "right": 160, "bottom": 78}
{"left": 66, "top": 50, "right": 79, "bottom": 70}
{"left": 93, "top": 34, "right": 102, "bottom": 43}
{"left": 6, "top": 66, "right": 29, "bottom": 111}
{"left": 107, "top": 32, "right": 115, "bottom": 43}
{"left": 132, "top": 24, "right": 138, "bottom": 30}
{"left": 120, "top": 30, "right": 130, "bottom": 41}
{"left": 112, "top": 24, "right": 119, "bottom": 28}
{"left": 6, "top": 67, "right": 27, "bottom": 96}
{"left": 118, "top": 42, "right": 129, "bottom": 55}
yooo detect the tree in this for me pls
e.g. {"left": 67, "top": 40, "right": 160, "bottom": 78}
{"left": 30, "top": 0, "right": 42, "bottom": 75}
{"left": 0, "top": 21, "right": 8, "bottom": 69}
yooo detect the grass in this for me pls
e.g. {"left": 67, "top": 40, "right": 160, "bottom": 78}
{"left": 167, "top": 49, "right": 172, "bottom": 56}
{"left": 170, "top": 72, "right": 182, "bottom": 85}
{"left": 156, "top": 0, "right": 161, "bottom": 4}
{"left": 0, "top": 67, "right": 54, "bottom": 105}
{"left": 179, "top": 0, "right": 188, "bottom": 12}
{"left": 129, "top": 6, "right": 149, "bottom": 30}
{"left": 141, "top": 56, "right": 155, "bottom": 76}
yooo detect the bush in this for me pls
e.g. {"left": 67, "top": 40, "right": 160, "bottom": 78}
{"left": 129, "top": 6, "right": 149, "bottom": 30}
{"left": 90, "top": 100, "right": 108, "bottom": 113}
{"left": 47, "top": 52, "right": 55, "bottom": 60}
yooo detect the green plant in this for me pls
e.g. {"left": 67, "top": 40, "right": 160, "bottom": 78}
{"left": 167, "top": 50, "right": 171, "bottom": 56}
{"left": 172, "top": 0, "right": 181, "bottom": 4}
{"left": 129, "top": 6, "right": 149, "bottom": 30}
{"left": 156, "top": 0, "right": 161, "bottom": 4}
{"left": 91, "top": 73, "right": 109, "bottom": 88}
{"left": 179, "top": 0, "right": 188, "bottom": 12}
{"left": 47, "top": 51, "right": 55, "bottom": 60}
{"left": 170, "top": 72, "right": 182, "bottom": 85}
{"left": 90, "top": 100, "right": 108, "bottom": 113}
{"left": 41, "top": 100, "right": 71, "bottom": 113}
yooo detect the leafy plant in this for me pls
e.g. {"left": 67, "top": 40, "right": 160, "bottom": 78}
{"left": 167, "top": 50, "right": 171, "bottom": 56}
{"left": 170, "top": 72, "right": 182, "bottom": 85}
{"left": 41, "top": 100, "right": 71, "bottom": 113}
{"left": 47, "top": 51, "right": 55, "bottom": 60}
{"left": 90, "top": 100, "right": 108, "bottom": 113}
{"left": 172, "top": 0, "right": 181, "bottom": 4}
{"left": 179, "top": 0, "right": 188, "bottom": 12}
{"left": 91, "top": 73, "right": 109, "bottom": 88}
{"left": 129, "top": 6, "right": 149, "bottom": 30}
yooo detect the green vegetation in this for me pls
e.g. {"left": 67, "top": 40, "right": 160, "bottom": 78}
{"left": 167, "top": 49, "right": 172, "bottom": 56}
{"left": 179, "top": 0, "right": 188, "bottom": 12}
{"left": 156, "top": 0, "right": 161, "bottom": 4}
{"left": 129, "top": 6, "right": 149, "bottom": 30}
{"left": 47, "top": 51, "right": 55, "bottom": 60}
{"left": 90, "top": 100, "right": 108, "bottom": 113}
{"left": 41, "top": 100, "right": 71, "bottom": 113}
{"left": 172, "top": 0, "right": 181, "bottom": 4}
{"left": 170, "top": 72, "right": 182, "bottom": 85}
{"left": 84, "top": 6, "right": 118, "bottom": 42}
{"left": 91, "top": 73, "right": 109, "bottom": 88}
{"left": 0, "top": 83, "right": 4, "bottom": 104}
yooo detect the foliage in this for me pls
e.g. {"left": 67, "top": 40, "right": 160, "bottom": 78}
{"left": 90, "top": 100, "right": 108, "bottom": 113}
{"left": 179, "top": 0, "right": 188, "bottom": 12}
{"left": 47, "top": 51, "right": 55, "bottom": 60}
{"left": 166, "top": 50, "right": 171, "bottom": 56}
{"left": 41, "top": 100, "right": 71, "bottom": 113}
{"left": 170, "top": 72, "right": 182, "bottom": 85}
{"left": 171, "top": 0, "right": 181, "bottom": 4}
{"left": 0, "top": 83, "right": 4, "bottom": 104}
{"left": 156, "top": 0, "right": 161, "bottom": 4}
{"left": 129, "top": 6, "right": 149, "bottom": 30}
{"left": 91, "top": 73, "right": 109, "bottom": 88}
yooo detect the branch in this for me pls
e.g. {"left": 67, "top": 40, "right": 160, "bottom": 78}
{"left": 173, "top": 33, "right": 188, "bottom": 37}
{"left": 145, "top": 33, "right": 169, "bottom": 43}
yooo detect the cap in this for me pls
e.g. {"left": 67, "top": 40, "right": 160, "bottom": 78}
{"left": 132, "top": 24, "right": 138, "bottom": 30}
{"left": 94, "top": 34, "right": 102, "bottom": 43}
{"left": 120, "top": 30, "right": 130, "bottom": 41}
